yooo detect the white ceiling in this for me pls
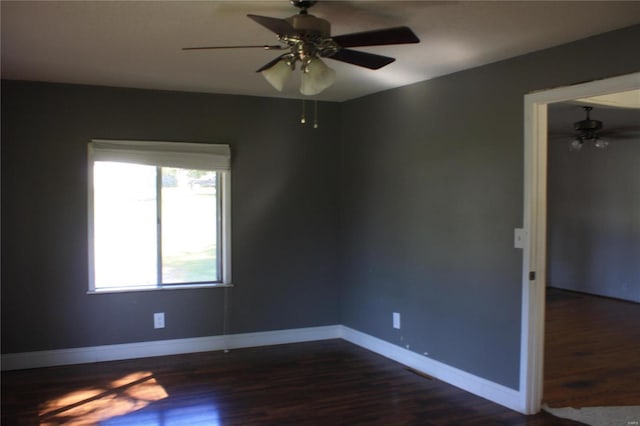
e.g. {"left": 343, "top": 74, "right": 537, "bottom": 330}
{"left": 577, "top": 90, "right": 640, "bottom": 109}
{"left": 2, "top": 1, "right": 640, "bottom": 102}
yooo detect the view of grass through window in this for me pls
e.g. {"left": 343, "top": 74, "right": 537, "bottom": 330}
{"left": 161, "top": 168, "right": 218, "bottom": 283}
{"left": 93, "top": 162, "right": 218, "bottom": 289}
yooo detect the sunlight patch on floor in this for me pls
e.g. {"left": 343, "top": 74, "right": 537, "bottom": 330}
{"left": 39, "top": 371, "right": 168, "bottom": 425}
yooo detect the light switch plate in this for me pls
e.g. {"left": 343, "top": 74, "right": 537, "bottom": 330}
{"left": 514, "top": 228, "right": 526, "bottom": 249}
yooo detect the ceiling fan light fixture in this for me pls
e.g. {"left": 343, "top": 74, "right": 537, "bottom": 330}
{"left": 569, "top": 138, "right": 584, "bottom": 151}
{"left": 594, "top": 137, "right": 609, "bottom": 149}
{"left": 261, "top": 58, "right": 293, "bottom": 92}
{"left": 300, "top": 57, "right": 336, "bottom": 96}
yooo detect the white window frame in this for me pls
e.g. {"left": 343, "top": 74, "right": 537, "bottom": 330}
{"left": 87, "top": 139, "right": 232, "bottom": 293}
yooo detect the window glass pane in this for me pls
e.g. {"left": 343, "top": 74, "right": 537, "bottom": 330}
{"left": 94, "top": 162, "right": 158, "bottom": 288}
{"left": 161, "top": 169, "right": 218, "bottom": 283}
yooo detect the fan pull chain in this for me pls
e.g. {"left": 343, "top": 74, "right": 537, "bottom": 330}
{"left": 299, "top": 99, "right": 319, "bottom": 129}
{"left": 313, "top": 100, "right": 319, "bottom": 129}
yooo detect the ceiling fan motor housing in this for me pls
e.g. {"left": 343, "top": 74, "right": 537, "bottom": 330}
{"left": 283, "top": 13, "right": 338, "bottom": 64}
{"left": 575, "top": 118, "right": 603, "bottom": 133}
{"left": 574, "top": 106, "right": 603, "bottom": 140}
{"left": 286, "top": 14, "right": 331, "bottom": 38}
{"left": 574, "top": 117, "right": 603, "bottom": 141}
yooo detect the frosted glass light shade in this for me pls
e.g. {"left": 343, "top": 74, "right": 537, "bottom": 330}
{"left": 594, "top": 138, "right": 609, "bottom": 149}
{"left": 569, "top": 138, "right": 584, "bottom": 151}
{"left": 261, "top": 59, "right": 292, "bottom": 92}
{"left": 300, "top": 58, "right": 336, "bottom": 96}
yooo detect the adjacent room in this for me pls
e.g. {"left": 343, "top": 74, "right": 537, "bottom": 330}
{"left": 543, "top": 97, "right": 640, "bottom": 418}
{"left": 2, "top": 1, "right": 639, "bottom": 424}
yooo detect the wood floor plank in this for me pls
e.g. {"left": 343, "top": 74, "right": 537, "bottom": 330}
{"left": 3, "top": 339, "right": 581, "bottom": 425}
{"left": 544, "top": 287, "right": 640, "bottom": 408}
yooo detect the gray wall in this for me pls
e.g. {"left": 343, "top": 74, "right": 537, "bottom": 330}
{"left": 338, "top": 25, "right": 640, "bottom": 390}
{"left": 1, "top": 82, "right": 341, "bottom": 353}
{"left": 548, "top": 105, "right": 640, "bottom": 302}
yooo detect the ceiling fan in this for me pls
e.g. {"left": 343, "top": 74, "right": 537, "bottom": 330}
{"left": 183, "top": 0, "right": 420, "bottom": 96}
{"left": 549, "top": 106, "right": 639, "bottom": 151}
{"left": 570, "top": 106, "right": 609, "bottom": 150}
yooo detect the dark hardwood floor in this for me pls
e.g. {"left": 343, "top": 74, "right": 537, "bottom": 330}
{"left": 543, "top": 287, "right": 640, "bottom": 408}
{"left": 3, "top": 339, "right": 582, "bottom": 425}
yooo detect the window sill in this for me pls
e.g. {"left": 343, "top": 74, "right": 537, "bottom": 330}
{"left": 87, "top": 283, "right": 234, "bottom": 295}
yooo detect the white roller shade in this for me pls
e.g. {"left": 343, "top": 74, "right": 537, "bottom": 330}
{"left": 90, "top": 139, "right": 231, "bottom": 171}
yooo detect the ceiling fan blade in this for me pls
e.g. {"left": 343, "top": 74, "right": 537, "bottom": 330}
{"left": 256, "top": 55, "right": 287, "bottom": 73}
{"left": 600, "top": 126, "right": 640, "bottom": 135}
{"left": 182, "top": 45, "right": 284, "bottom": 51}
{"left": 247, "top": 14, "right": 296, "bottom": 36}
{"left": 332, "top": 26, "right": 419, "bottom": 48}
{"left": 602, "top": 133, "right": 640, "bottom": 140}
{"left": 599, "top": 132, "right": 640, "bottom": 140}
{"left": 327, "top": 49, "right": 395, "bottom": 70}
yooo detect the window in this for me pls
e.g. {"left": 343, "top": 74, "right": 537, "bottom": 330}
{"left": 88, "top": 140, "right": 231, "bottom": 292}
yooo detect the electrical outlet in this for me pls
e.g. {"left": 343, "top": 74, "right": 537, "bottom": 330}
{"left": 393, "top": 312, "right": 401, "bottom": 329}
{"left": 154, "top": 312, "right": 165, "bottom": 329}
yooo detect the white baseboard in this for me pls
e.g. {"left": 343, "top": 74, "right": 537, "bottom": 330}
{"left": 338, "top": 326, "right": 524, "bottom": 413}
{"left": 0, "top": 325, "right": 341, "bottom": 371}
{"left": 1, "top": 325, "right": 524, "bottom": 413}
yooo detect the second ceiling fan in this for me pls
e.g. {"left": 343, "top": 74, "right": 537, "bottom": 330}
{"left": 183, "top": 0, "right": 420, "bottom": 95}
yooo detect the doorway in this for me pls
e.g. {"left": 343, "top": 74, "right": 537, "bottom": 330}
{"left": 519, "top": 72, "right": 640, "bottom": 414}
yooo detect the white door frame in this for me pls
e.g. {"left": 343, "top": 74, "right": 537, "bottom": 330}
{"left": 519, "top": 72, "right": 640, "bottom": 414}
